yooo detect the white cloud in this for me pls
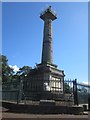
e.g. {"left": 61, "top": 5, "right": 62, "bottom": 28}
{"left": 9, "top": 65, "right": 20, "bottom": 72}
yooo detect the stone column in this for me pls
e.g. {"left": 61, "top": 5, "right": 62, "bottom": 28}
{"left": 42, "top": 18, "right": 52, "bottom": 63}
{"left": 40, "top": 6, "right": 57, "bottom": 64}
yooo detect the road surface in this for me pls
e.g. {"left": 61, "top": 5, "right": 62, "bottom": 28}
{"left": 2, "top": 112, "right": 89, "bottom": 120}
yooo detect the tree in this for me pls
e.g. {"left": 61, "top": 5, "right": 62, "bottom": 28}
{"left": 0, "top": 56, "right": 2, "bottom": 81}
{"left": 19, "top": 66, "right": 31, "bottom": 75}
{"left": 1, "top": 55, "right": 32, "bottom": 82}
{"left": 64, "top": 83, "right": 72, "bottom": 94}
{"left": 16, "top": 66, "right": 32, "bottom": 80}
{"left": 0, "top": 55, "right": 14, "bottom": 82}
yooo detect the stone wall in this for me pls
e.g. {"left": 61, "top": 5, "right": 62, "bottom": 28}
{"left": 2, "top": 101, "right": 84, "bottom": 115}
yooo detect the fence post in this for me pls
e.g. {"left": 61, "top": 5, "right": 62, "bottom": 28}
{"left": 73, "top": 79, "right": 78, "bottom": 105}
{"left": 17, "top": 90, "right": 19, "bottom": 104}
{"left": 88, "top": 93, "right": 90, "bottom": 111}
{"left": 17, "top": 79, "right": 23, "bottom": 104}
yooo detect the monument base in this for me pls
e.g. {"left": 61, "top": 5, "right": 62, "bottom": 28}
{"left": 2, "top": 101, "right": 84, "bottom": 115}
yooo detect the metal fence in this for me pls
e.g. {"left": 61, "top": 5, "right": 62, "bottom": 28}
{"left": 64, "top": 79, "right": 90, "bottom": 106}
{"left": 2, "top": 80, "right": 23, "bottom": 104}
{"left": 2, "top": 79, "right": 90, "bottom": 107}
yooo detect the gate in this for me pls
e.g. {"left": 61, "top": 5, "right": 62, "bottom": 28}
{"left": 64, "top": 79, "right": 90, "bottom": 107}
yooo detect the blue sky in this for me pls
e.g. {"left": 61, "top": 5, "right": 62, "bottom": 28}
{"left": 2, "top": 2, "right": 88, "bottom": 83}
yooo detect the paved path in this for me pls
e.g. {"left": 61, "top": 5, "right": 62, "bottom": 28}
{"left": 2, "top": 112, "right": 89, "bottom": 120}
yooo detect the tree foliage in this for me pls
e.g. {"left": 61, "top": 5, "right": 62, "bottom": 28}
{"left": 17, "top": 66, "right": 31, "bottom": 76}
{"left": 64, "top": 83, "right": 72, "bottom": 94}
{"left": 0, "top": 55, "right": 14, "bottom": 82}
{"left": 16, "top": 66, "right": 32, "bottom": 81}
{"left": 0, "top": 55, "right": 2, "bottom": 81}
{"left": 1, "top": 54, "right": 32, "bottom": 82}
